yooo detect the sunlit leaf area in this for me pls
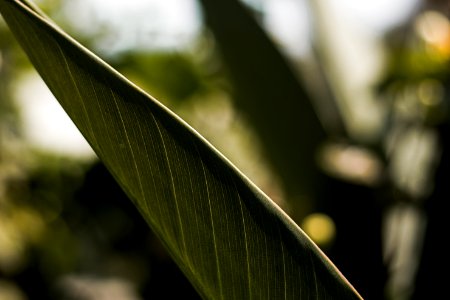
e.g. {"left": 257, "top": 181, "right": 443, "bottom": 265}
{"left": 1, "top": 0, "right": 449, "bottom": 299}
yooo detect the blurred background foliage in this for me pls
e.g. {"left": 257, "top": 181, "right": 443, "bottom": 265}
{"left": 0, "top": 0, "right": 449, "bottom": 299}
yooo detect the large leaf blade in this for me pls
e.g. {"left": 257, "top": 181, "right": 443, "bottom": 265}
{"left": 0, "top": 1, "right": 362, "bottom": 299}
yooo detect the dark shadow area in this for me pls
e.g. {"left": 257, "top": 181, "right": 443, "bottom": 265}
{"left": 1, "top": 160, "right": 201, "bottom": 299}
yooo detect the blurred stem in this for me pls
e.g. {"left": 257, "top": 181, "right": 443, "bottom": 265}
{"left": 308, "top": 0, "right": 351, "bottom": 135}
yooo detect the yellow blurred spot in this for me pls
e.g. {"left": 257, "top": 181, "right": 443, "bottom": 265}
{"left": 302, "top": 213, "right": 336, "bottom": 247}
{"left": 0, "top": 217, "right": 25, "bottom": 274}
{"left": 0, "top": 207, "right": 45, "bottom": 274}
{"left": 13, "top": 208, "right": 45, "bottom": 244}
{"left": 415, "top": 11, "right": 450, "bottom": 58}
{"left": 0, "top": 280, "right": 26, "bottom": 300}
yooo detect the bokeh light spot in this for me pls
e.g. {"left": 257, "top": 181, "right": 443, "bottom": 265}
{"left": 418, "top": 79, "right": 444, "bottom": 107}
{"left": 415, "top": 11, "right": 450, "bottom": 57}
{"left": 301, "top": 213, "right": 336, "bottom": 247}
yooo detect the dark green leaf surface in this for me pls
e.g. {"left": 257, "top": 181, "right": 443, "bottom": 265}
{"left": 0, "top": 1, "right": 362, "bottom": 298}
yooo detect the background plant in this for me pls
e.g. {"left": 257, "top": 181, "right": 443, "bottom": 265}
{"left": 1, "top": 0, "right": 449, "bottom": 299}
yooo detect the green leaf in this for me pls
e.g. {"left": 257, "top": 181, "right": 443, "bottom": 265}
{"left": 0, "top": 1, "right": 362, "bottom": 299}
